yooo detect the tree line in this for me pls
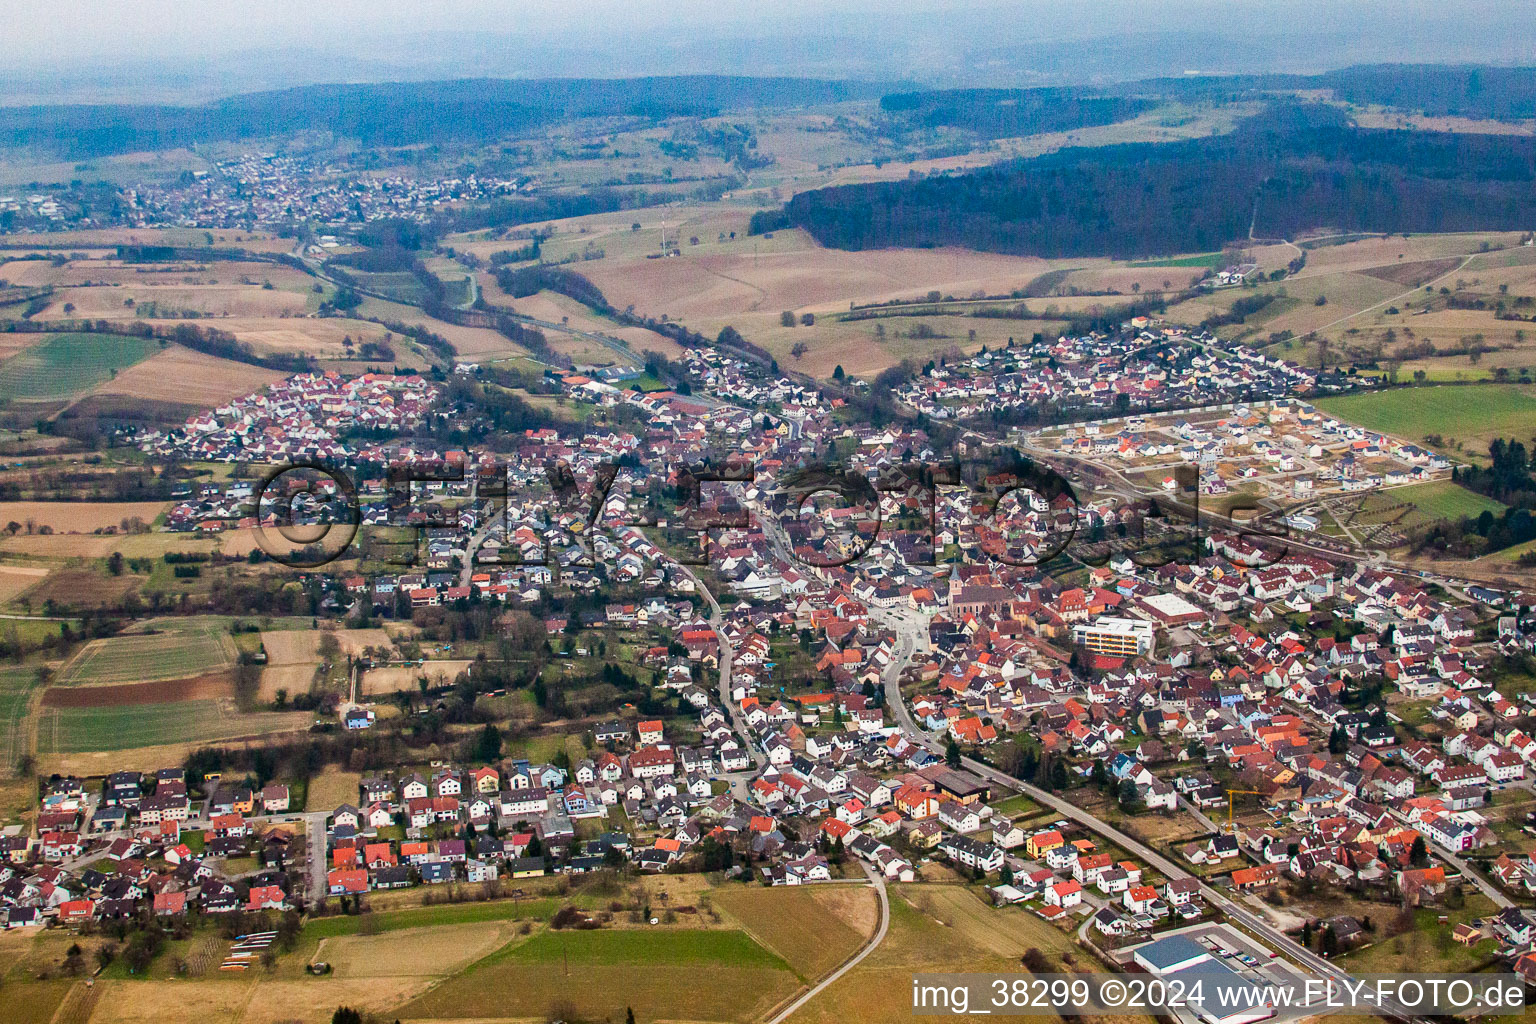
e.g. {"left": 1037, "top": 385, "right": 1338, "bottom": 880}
{"left": 880, "top": 87, "right": 1153, "bottom": 139}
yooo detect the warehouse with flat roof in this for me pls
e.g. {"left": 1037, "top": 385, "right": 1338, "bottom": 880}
{"left": 1131, "top": 936, "right": 1275, "bottom": 1024}
{"left": 1139, "top": 591, "right": 1206, "bottom": 626}
{"left": 1132, "top": 934, "right": 1210, "bottom": 975}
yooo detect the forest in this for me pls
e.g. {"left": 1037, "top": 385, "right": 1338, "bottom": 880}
{"left": 879, "top": 87, "right": 1153, "bottom": 138}
{"left": 0, "top": 76, "right": 890, "bottom": 158}
{"left": 1323, "top": 64, "right": 1536, "bottom": 121}
{"left": 758, "top": 104, "right": 1536, "bottom": 258}
{"left": 1103, "top": 64, "right": 1536, "bottom": 121}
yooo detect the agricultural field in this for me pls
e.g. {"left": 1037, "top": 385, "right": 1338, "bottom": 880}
{"left": 713, "top": 883, "right": 877, "bottom": 980}
{"left": 1255, "top": 237, "right": 1536, "bottom": 378}
{"left": 578, "top": 237, "right": 1056, "bottom": 323}
{"left": 38, "top": 308, "right": 427, "bottom": 370}
{"left": 0, "top": 332, "right": 160, "bottom": 401}
{"left": 56, "top": 620, "right": 235, "bottom": 685}
{"left": 0, "top": 529, "right": 228, "bottom": 564}
{"left": 490, "top": 288, "right": 622, "bottom": 334}
{"left": 300, "top": 895, "right": 563, "bottom": 942}
{"left": 266, "top": 626, "right": 395, "bottom": 661}
{"left": 0, "top": 562, "right": 49, "bottom": 603}
{"left": 783, "top": 884, "right": 1120, "bottom": 1024}
{"left": 0, "top": 666, "right": 37, "bottom": 772}
{"left": 545, "top": 210, "right": 1535, "bottom": 381}
{"left": 41, "top": 673, "right": 231, "bottom": 708}
{"left": 256, "top": 629, "right": 326, "bottom": 702}
{"left": 0, "top": 887, "right": 780, "bottom": 1024}
{"left": 7, "top": 565, "right": 141, "bottom": 611}
{"left": 542, "top": 329, "right": 637, "bottom": 367}
{"left": 1296, "top": 232, "right": 1526, "bottom": 274}
{"left": 803, "top": 100, "right": 1259, "bottom": 193}
{"left": 89, "top": 344, "right": 286, "bottom": 407}
{"left": 1314, "top": 383, "right": 1536, "bottom": 460}
{"left": 182, "top": 315, "right": 414, "bottom": 366}
{"left": 0, "top": 500, "right": 171, "bottom": 534}
{"left": 21, "top": 257, "right": 315, "bottom": 292}
{"left": 1129, "top": 252, "right": 1226, "bottom": 268}
{"left": 36, "top": 698, "right": 307, "bottom": 754}
{"left": 353, "top": 296, "right": 529, "bottom": 360}
{"left": 0, "top": 333, "right": 40, "bottom": 362}
{"left": 0, "top": 228, "right": 294, "bottom": 251}
{"left": 738, "top": 309, "right": 1063, "bottom": 379}
{"left": 1051, "top": 265, "right": 1209, "bottom": 294}
{"left": 320, "top": 920, "right": 518, "bottom": 979}
{"left": 85, "top": 976, "right": 430, "bottom": 1024}
{"left": 38, "top": 281, "right": 308, "bottom": 319}
{"left": 398, "top": 926, "right": 801, "bottom": 1023}
{"left": 1484, "top": 535, "right": 1536, "bottom": 564}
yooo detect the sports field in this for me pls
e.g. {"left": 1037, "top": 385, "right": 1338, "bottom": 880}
{"left": 399, "top": 927, "right": 800, "bottom": 1022}
{"left": 1314, "top": 384, "right": 1536, "bottom": 458}
{"left": 37, "top": 699, "right": 305, "bottom": 753}
{"left": 0, "top": 333, "right": 160, "bottom": 401}
{"left": 56, "top": 622, "right": 234, "bottom": 685}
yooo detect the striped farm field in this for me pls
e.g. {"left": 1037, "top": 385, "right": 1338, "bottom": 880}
{"left": 37, "top": 700, "right": 307, "bottom": 753}
{"left": 1314, "top": 384, "right": 1536, "bottom": 456}
{"left": 57, "top": 623, "right": 235, "bottom": 685}
{"left": 0, "top": 333, "right": 160, "bottom": 401}
{"left": 0, "top": 667, "right": 37, "bottom": 770}
{"left": 399, "top": 927, "right": 798, "bottom": 1022}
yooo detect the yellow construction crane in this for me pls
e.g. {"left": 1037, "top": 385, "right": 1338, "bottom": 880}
{"left": 1225, "top": 789, "right": 1264, "bottom": 832}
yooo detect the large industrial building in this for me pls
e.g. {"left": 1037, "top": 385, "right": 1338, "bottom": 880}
{"left": 1131, "top": 935, "right": 1276, "bottom": 1024}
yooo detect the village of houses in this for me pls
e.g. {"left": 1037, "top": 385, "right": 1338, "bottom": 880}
{"left": 6, "top": 321, "right": 1536, "bottom": 994}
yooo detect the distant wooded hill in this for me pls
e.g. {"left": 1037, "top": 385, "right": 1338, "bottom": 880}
{"left": 755, "top": 102, "right": 1536, "bottom": 258}
{"left": 7, "top": 64, "right": 1535, "bottom": 161}
{"left": 879, "top": 88, "right": 1155, "bottom": 139}
{"left": 0, "top": 76, "right": 892, "bottom": 158}
{"left": 876, "top": 66, "right": 1536, "bottom": 139}
{"left": 1101, "top": 64, "right": 1536, "bottom": 121}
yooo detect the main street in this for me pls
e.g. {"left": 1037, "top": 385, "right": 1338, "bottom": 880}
{"left": 458, "top": 469, "right": 497, "bottom": 587}
{"left": 673, "top": 562, "right": 765, "bottom": 770}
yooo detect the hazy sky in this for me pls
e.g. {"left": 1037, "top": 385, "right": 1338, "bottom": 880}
{"left": 7, "top": 1, "right": 1535, "bottom": 100}
{"left": 10, "top": 1, "right": 1526, "bottom": 60}
{"left": 20, "top": 1, "right": 878, "bottom": 60}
